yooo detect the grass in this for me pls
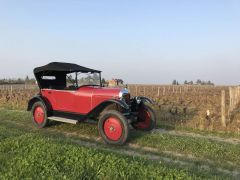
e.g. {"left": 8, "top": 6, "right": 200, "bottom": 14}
{"left": 0, "top": 118, "right": 224, "bottom": 179}
{"left": 0, "top": 109, "right": 240, "bottom": 174}
{"left": 158, "top": 121, "right": 240, "bottom": 140}
{"left": 131, "top": 131, "right": 240, "bottom": 167}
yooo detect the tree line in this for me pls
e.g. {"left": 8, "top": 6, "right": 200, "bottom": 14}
{"left": 172, "top": 79, "right": 214, "bottom": 86}
{"left": 0, "top": 76, "right": 36, "bottom": 85}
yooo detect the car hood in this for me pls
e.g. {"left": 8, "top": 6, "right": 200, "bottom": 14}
{"left": 92, "top": 87, "right": 122, "bottom": 98}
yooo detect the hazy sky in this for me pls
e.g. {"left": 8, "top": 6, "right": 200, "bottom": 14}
{"left": 0, "top": 0, "right": 240, "bottom": 85}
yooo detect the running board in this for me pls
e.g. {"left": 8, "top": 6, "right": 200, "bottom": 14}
{"left": 48, "top": 116, "right": 78, "bottom": 124}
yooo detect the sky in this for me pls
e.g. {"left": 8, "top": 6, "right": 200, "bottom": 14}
{"left": 0, "top": 0, "right": 240, "bottom": 85}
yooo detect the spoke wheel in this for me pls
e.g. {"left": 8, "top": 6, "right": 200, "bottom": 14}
{"left": 34, "top": 106, "right": 45, "bottom": 124}
{"left": 104, "top": 117, "right": 123, "bottom": 141}
{"left": 98, "top": 110, "right": 129, "bottom": 145}
{"left": 31, "top": 101, "right": 49, "bottom": 128}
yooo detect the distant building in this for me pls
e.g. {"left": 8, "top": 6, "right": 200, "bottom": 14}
{"left": 107, "top": 79, "right": 124, "bottom": 87}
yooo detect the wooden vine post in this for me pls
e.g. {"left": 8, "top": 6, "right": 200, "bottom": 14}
{"left": 221, "top": 90, "right": 226, "bottom": 127}
{"left": 135, "top": 86, "right": 138, "bottom": 96}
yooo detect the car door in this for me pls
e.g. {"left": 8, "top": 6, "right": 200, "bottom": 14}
{"left": 52, "top": 90, "right": 76, "bottom": 112}
{"left": 41, "top": 89, "right": 75, "bottom": 112}
{"left": 73, "top": 87, "right": 93, "bottom": 114}
{"left": 42, "top": 87, "right": 93, "bottom": 114}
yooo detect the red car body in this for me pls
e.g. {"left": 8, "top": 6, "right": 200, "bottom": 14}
{"left": 41, "top": 86, "right": 121, "bottom": 114}
{"left": 28, "top": 62, "right": 155, "bottom": 145}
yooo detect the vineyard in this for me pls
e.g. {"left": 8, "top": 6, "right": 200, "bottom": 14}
{"left": 1, "top": 84, "right": 240, "bottom": 132}
{"left": 1, "top": 84, "right": 240, "bottom": 178}
{"left": 0, "top": 86, "right": 38, "bottom": 110}
{"left": 128, "top": 84, "right": 240, "bottom": 132}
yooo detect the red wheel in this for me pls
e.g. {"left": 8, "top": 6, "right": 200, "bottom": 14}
{"left": 104, "top": 117, "right": 123, "bottom": 141}
{"left": 31, "top": 101, "right": 49, "bottom": 128}
{"left": 34, "top": 106, "right": 45, "bottom": 124}
{"left": 132, "top": 104, "right": 156, "bottom": 131}
{"left": 98, "top": 110, "right": 129, "bottom": 145}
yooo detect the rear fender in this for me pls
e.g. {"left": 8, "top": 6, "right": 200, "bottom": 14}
{"left": 27, "top": 95, "right": 52, "bottom": 115}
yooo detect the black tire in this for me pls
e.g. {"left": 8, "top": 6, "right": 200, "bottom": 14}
{"left": 132, "top": 104, "right": 156, "bottom": 131}
{"left": 31, "top": 101, "right": 49, "bottom": 128}
{"left": 98, "top": 110, "right": 129, "bottom": 145}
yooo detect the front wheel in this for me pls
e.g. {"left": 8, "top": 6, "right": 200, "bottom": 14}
{"left": 132, "top": 104, "right": 156, "bottom": 131}
{"left": 98, "top": 110, "right": 129, "bottom": 145}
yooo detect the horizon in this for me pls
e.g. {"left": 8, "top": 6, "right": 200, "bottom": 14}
{"left": 0, "top": 76, "right": 229, "bottom": 86}
{"left": 0, "top": 1, "right": 240, "bottom": 85}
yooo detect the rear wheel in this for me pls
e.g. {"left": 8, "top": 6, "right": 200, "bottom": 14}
{"left": 31, "top": 101, "right": 49, "bottom": 128}
{"left": 98, "top": 110, "right": 129, "bottom": 145}
{"left": 132, "top": 104, "right": 156, "bottom": 131}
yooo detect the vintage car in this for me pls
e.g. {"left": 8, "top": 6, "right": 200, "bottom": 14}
{"left": 28, "top": 62, "right": 156, "bottom": 145}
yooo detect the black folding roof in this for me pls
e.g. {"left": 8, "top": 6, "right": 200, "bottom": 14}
{"left": 34, "top": 62, "right": 101, "bottom": 74}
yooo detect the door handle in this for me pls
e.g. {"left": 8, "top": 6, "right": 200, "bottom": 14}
{"left": 48, "top": 92, "right": 52, "bottom": 94}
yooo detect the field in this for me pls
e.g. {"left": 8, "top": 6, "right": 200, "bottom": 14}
{"left": 2, "top": 84, "right": 239, "bottom": 132}
{"left": 1, "top": 84, "right": 240, "bottom": 179}
{"left": 128, "top": 85, "right": 240, "bottom": 132}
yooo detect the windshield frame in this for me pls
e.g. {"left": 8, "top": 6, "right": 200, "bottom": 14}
{"left": 66, "top": 72, "right": 102, "bottom": 89}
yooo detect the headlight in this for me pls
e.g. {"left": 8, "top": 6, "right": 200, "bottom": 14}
{"left": 119, "top": 89, "right": 130, "bottom": 99}
{"left": 119, "top": 89, "right": 130, "bottom": 104}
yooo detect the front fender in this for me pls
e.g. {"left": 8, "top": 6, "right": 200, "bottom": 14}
{"left": 130, "top": 96, "right": 154, "bottom": 112}
{"left": 135, "top": 96, "right": 154, "bottom": 104}
{"left": 87, "top": 99, "right": 129, "bottom": 118}
{"left": 102, "top": 99, "right": 130, "bottom": 110}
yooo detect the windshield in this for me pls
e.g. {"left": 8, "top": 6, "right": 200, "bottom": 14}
{"left": 66, "top": 72, "right": 101, "bottom": 88}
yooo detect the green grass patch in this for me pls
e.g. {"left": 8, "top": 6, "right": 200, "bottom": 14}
{"left": 0, "top": 124, "right": 223, "bottom": 179}
{"left": 131, "top": 132, "right": 240, "bottom": 167}
{"left": 0, "top": 109, "right": 240, "bottom": 175}
{"left": 158, "top": 121, "right": 240, "bottom": 140}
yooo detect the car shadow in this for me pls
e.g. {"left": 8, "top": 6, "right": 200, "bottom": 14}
{"left": 128, "top": 129, "right": 149, "bottom": 142}
{"left": 47, "top": 120, "right": 63, "bottom": 127}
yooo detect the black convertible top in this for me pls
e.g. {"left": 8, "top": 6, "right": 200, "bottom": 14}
{"left": 34, "top": 62, "right": 101, "bottom": 89}
{"left": 34, "top": 62, "right": 101, "bottom": 74}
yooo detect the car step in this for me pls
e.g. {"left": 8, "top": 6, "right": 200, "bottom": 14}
{"left": 48, "top": 116, "right": 78, "bottom": 124}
